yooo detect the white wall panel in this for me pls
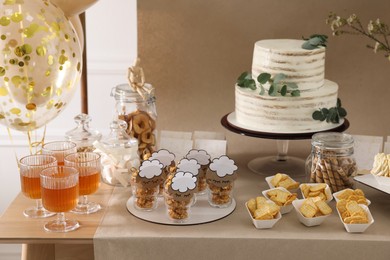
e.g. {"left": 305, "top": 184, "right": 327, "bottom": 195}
{"left": 0, "top": 0, "right": 137, "bottom": 258}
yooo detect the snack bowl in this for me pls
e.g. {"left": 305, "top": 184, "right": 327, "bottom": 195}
{"left": 265, "top": 174, "right": 299, "bottom": 193}
{"left": 245, "top": 202, "right": 282, "bottom": 229}
{"left": 292, "top": 199, "right": 331, "bottom": 227}
{"left": 336, "top": 204, "right": 374, "bottom": 233}
{"left": 373, "top": 174, "right": 390, "bottom": 187}
{"left": 299, "top": 183, "right": 333, "bottom": 203}
{"left": 262, "top": 187, "right": 296, "bottom": 214}
{"left": 333, "top": 189, "right": 371, "bottom": 206}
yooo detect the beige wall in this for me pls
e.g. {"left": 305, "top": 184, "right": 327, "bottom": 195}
{"left": 138, "top": 0, "right": 390, "bottom": 159}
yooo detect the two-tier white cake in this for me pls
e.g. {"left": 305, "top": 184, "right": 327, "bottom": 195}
{"left": 235, "top": 39, "right": 339, "bottom": 133}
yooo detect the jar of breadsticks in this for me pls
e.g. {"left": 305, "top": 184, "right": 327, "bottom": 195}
{"left": 306, "top": 132, "right": 357, "bottom": 193}
{"left": 111, "top": 59, "right": 157, "bottom": 161}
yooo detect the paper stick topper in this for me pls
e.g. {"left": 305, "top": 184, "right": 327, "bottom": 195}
{"left": 149, "top": 149, "right": 176, "bottom": 167}
{"left": 206, "top": 155, "right": 238, "bottom": 187}
{"left": 186, "top": 149, "right": 211, "bottom": 166}
{"left": 167, "top": 171, "right": 198, "bottom": 201}
{"left": 137, "top": 159, "right": 164, "bottom": 188}
{"left": 177, "top": 158, "right": 201, "bottom": 176}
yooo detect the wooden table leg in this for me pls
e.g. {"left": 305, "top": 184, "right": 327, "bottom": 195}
{"left": 21, "top": 244, "right": 94, "bottom": 260}
{"left": 21, "top": 244, "right": 55, "bottom": 260}
{"left": 55, "top": 244, "right": 94, "bottom": 260}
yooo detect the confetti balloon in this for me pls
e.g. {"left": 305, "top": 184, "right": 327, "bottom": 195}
{"left": 0, "top": 0, "right": 82, "bottom": 131}
{"left": 51, "top": 0, "right": 98, "bottom": 17}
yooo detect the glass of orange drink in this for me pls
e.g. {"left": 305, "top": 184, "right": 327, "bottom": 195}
{"left": 42, "top": 141, "right": 77, "bottom": 166}
{"left": 19, "top": 154, "right": 57, "bottom": 218}
{"left": 64, "top": 152, "right": 101, "bottom": 214}
{"left": 40, "top": 166, "right": 80, "bottom": 232}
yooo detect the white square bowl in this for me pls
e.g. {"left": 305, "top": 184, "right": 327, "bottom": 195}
{"left": 265, "top": 174, "right": 299, "bottom": 193}
{"left": 292, "top": 199, "right": 331, "bottom": 227}
{"left": 299, "top": 183, "right": 333, "bottom": 203}
{"left": 245, "top": 202, "right": 282, "bottom": 229}
{"left": 262, "top": 187, "right": 296, "bottom": 214}
{"left": 336, "top": 204, "right": 374, "bottom": 233}
{"left": 333, "top": 189, "right": 371, "bottom": 206}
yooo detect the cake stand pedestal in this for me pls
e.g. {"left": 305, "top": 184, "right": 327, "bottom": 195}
{"left": 221, "top": 112, "right": 350, "bottom": 177}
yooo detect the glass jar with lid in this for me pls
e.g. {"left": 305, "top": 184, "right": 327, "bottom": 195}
{"left": 111, "top": 83, "right": 157, "bottom": 161}
{"left": 65, "top": 113, "right": 102, "bottom": 152}
{"left": 306, "top": 132, "right": 357, "bottom": 193}
{"left": 97, "top": 119, "right": 139, "bottom": 186}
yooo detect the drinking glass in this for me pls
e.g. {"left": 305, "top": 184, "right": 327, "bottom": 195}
{"left": 19, "top": 154, "right": 57, "bottom": 218}
{"left": 64, "top": 152, "right": 102, "bottom": 214}
{"left": 42, "top": 141, "right": 77, "bottom": 166}
{"left": 40, "top": 166, "right": 80, "bottom": 232}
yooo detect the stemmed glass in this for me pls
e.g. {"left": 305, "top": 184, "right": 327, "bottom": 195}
{"left": 18, "top": 154, "right": 57, "bottom": 218}
{"left": 64, "top": 152, "right": 102, "bottom": 214}
{"left": 40, "top": 166, "right": 80, "bottom": 232}
{"left": 42, "top": 141, "right": 77, "bottom": 166}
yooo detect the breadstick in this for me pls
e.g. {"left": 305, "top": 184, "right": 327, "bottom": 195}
{"left": 337, "top": 168, "right": 353, "bottom": 188}
{"left": 324, "top": 159, "right": 338, "bottom": 192}
{"left": 315, "top": 168, "right": 324, "bottom": 183}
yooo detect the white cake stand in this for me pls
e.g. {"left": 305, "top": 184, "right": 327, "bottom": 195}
{"left": 221, "top": 112, "right": 350, "bottom": 177}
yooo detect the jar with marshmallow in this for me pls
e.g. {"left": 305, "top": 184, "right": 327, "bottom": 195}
{"left": 94, "top": 120, "right": 139, "bottom": 187}
{"left": 206, "top": 155, "right": 238, "bottom": 208}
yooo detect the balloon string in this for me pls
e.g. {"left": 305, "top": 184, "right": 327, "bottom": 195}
{"left": 6, "top": 127, "right": 20, "bottom": 168}
{"left": 27, "top": 125, "right": 47, "bottom": 155}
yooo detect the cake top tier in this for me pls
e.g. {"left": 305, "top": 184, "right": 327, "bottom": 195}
{"left": 252, "top": 39, "right": 326, "bottom": 92}
{"left": 254, "top": 39, "right": 325, "bottom": 54}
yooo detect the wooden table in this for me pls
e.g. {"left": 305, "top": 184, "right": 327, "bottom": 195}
{"left": 2, "top": 169, "right": 390, "bottom": 260}
{"left": 0, "top": 183, "right": 114, "bottom": 260}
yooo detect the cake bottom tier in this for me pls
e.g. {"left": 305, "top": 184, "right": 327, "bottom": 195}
{"left": 235, "top": 80, "right": 339, "bottom": 133}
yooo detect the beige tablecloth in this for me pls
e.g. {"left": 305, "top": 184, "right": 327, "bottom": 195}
{"left": 94, "top": 161, "right": 390, "bottom": 260}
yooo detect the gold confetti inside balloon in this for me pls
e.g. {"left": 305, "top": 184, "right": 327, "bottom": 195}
{"left": 0, "top": 0, "right": 82, "bottom": 131}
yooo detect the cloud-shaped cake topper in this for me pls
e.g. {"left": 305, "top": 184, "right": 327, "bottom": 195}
{"left": 209, "top": 155, "right": 238, "bottom": 178}
{"left": 177, "top": 158, "right": 201, "bottom": 176}
{"left": 149, "top": 149, "right": 175, "bottom": 167}
{"left": 171, "top": 171, "right": 197, "bottom": 193}
{"left": 186, "top": 149, "right": 211, "bottom": 166}
{"left": 139, "top": 159, "right": 164, "bottom": 179}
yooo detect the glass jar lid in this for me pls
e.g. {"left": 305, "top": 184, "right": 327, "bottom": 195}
{"left": 311, "top": 132, "right": 354, "bottom": 149}
{"left": 65, "top": 113, "right": 102, "bottom": 146}
{"left": 111, "top": 83, "right": 155, "bottom": 103}
{"left": 101, "top": 119, "right": 138, "bottom": 148}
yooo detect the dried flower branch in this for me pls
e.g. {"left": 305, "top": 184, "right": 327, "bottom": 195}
{"left": 326, "top": 13, "right": 390, "bottom": 60}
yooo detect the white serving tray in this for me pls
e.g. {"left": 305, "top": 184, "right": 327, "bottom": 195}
{"left": 126, "top": 194, "right": 236, "bottom": 225}
{"left": 354, "top": 174, "right": 390, "bottom": 195}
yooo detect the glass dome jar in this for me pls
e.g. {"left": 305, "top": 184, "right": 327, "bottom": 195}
{"left": 98, "top": 119, "right": 139, "bottom": 186}
{"left": 65, "top": 113, "right": 102, "bottom": 152}
{"left": 111, "top": 83, "right": 157, "bottom": 161}
{"left": 306, "top": 132, "right": 357, "bottom": 193}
